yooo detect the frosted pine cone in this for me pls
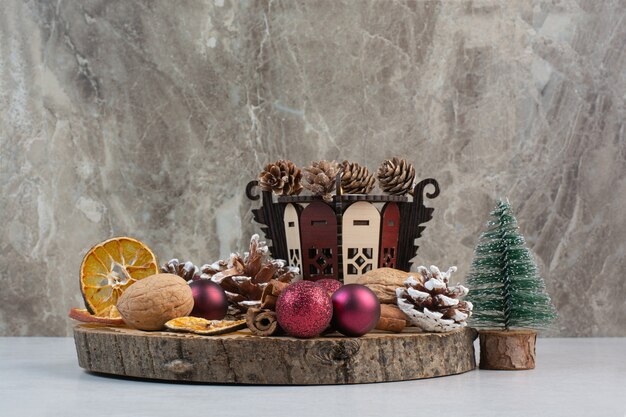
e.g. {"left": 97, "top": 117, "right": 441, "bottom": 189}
{"left": 377, "top": 157, "right": 416, "bottom": 196}
{"left": 258, "top": 160, "right": 303, "bottom": 196}
{"left": 340, "top": 160, "right": 375, "bottom": 194}
{"left": 303, "top": 160, "right": 340, "bottom": 202}
{"left": 396, "top": 265, "right": 473, "bottom": 332}
{"left": 161, "top": 259, "right": 200, "bottom": 281}
{"left": 203, "top": 235, "right": 298, "bottom": 319}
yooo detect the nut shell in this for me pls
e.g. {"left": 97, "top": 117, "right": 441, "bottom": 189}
{"left": 355, "top": 268, "right": 411, "bottom": 304}
{"left": 116, "top": 273, "right": 194, "bottom": 330}
{"left": 375, "top": 317, "right": 406, "bottom": 333}
{"left": 380, "top": 303, "right": 409, "bottom": 322}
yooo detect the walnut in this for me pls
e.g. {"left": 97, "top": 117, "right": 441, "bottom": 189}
{"left": 375, "top": 304, "right": 409, "bottom": 333}
{"left": 355, "top": 268, "right": 411, "bottom": 304}
{"left": 116, "top": 274, "right": 194, "bottom": 331}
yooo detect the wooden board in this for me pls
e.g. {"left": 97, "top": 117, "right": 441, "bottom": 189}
{"left": 73, "top": 325, "right": 477, "bottom": 385}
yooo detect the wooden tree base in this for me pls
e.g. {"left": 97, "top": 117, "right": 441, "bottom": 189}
{"left": 478, "top": 329, "right": 537, "bottom": 370}
{"left": 73, "top": 325, "right": 477, "bottom": 384}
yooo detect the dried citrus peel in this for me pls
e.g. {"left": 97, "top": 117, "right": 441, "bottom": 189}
{"left": 80, "top": 237, "right": 158, "bottom": 317}
{"left": 69, "top": 308, "right": 125, "bottom": 326}
{"left": 165, "top": 317, "right": 246, "bottom": 335}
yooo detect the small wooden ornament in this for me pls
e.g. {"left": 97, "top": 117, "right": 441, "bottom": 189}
{"left": 478, "top": 329, "right": 537, "bottom": 370}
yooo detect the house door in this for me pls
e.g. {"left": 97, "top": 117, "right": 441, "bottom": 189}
{"left": 283, "top": 204, "right": 303, "bottom": 274}
{"left": 342, "top": 202, "right": 381, "bottom": 284}
{"left": 379, "top": 202, "right": 400, "bottom": 268}
{"left": 299, "top": 202, "right": 338, "bottom": 281}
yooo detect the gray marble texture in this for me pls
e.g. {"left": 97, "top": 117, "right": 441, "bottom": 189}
{"left": 0, "top": 0, "right": 624, "bottom": 336}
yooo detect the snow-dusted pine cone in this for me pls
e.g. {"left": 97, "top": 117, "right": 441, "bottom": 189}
{"left": 377, "top": 157, "right": 416, "bottom": 196}
{"left": 161, "top": 259, "right": 200, "bottom": 282}
{"left": 340, "top": 160, "right": 375, "bottom": 194}
{"left": 396, "top": 265, "right": 473, "bottom": 332}
{"left": 202, "top": 235, "right": 298, "bottom": 319}
{"left": 303, "top": 160, "right": 340, "bottom": 202}
{"left": 258, "top": 159, "right": 303, "bottom": 196}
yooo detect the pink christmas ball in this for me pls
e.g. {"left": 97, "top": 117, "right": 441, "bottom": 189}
{"left": 189, "top": 280, "right": 228, "bottom": 320}
{"left": 331, "top": 284, "right": 381, "bottom": 337}
{"left": 276, "top": 281, "right": 333, "bottom": 338}
{"left": 316, "top": 279, "right": 343, "bottom": 296}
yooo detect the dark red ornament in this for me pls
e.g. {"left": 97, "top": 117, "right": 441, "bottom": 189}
{"left": 316, "top": 279, "right": 342, "bottom": 296}
{"left": 331, "top": 284, "right": 381, "bottom": 337}
{"left": 276, "top": 281, "right": 333, "bottom": 338}
{"left": 189, "top": 280, "right": 228, "bottom": 320}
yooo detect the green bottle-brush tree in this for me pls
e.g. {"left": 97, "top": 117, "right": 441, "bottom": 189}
{"left": 466, "top": 200, "right": 557, "bottom": 330}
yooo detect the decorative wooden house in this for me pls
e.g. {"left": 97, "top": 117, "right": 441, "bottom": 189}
{"left": 246, "top": 177, "right": 440, "bottom": 283}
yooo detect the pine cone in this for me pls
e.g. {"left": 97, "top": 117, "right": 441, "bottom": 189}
{"left": 161, "top": 259, "right": 200, "bottom": 281}
{"left": 258, "top": 159, "right": 303, "bottom": 196}
{"left": 340, "top": 160, "right": 375, "bottom": 194}
{"left": 303, "top": 160, "right": 340, "bottom": 202}
{"left": 396, "top": 265, "right": 473, "bottom": 333}
{"left": 203, "top": 235, "right": 298, "bottom": 319}
{"left": 377, "top": 157, "right": 416, "bottom": 196}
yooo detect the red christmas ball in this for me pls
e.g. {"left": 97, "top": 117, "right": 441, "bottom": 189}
{"left": 316, "top": 279, "right": 342, "bottom": 296}
{"left": 276, "top": 281, "right": 333, "bottom": 338}
{"left": 331, "top": 284, "right": 381, "bottom": 337}
{"left": 189, "top": 280, "right": 228, "bottom": 320}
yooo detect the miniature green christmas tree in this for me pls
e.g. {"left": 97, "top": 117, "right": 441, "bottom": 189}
{"left": 466, "top": 200, "right": 557, "bottom": 330}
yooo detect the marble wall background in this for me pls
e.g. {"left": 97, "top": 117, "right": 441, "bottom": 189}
{"left": 1, "top": 0, "right": 624, "bottom": 336}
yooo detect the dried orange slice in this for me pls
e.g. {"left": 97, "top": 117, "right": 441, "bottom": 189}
{"left": 80, "top": 237, "right": 158, "bottom": 317}
{"left": 68, "top": 308, "right": 125, "bottom": 326}
{"left": 165, "top": 317, "right": 246, "bottom": 335}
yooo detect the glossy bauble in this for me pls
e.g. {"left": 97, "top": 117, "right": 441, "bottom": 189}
{"left": 331, "top": 284, "right": 381, "bottom": 337}
{"left": 189, "top": 280, "right": 229, "bottom": 320}
{"left": 316, "top": 279, "right": 343, "bottom": 296}
{"left": 276, "top": 281, "right": 333, "bottom": 338}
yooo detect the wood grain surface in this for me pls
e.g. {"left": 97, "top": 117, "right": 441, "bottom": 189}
{"left": 73, "top": 325, "right": 478, "bottom": 384}
{"left": 479, "top": 329, "right": 537, "bottom": 370}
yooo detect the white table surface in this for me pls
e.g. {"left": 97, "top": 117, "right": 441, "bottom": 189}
{"left": 0, "top": 336, "right": 624, "bottom": 417}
